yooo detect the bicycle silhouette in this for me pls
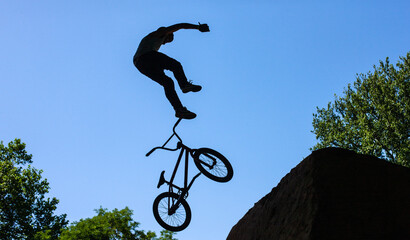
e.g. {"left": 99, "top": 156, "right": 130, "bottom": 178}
{"left": 146, "top": 118, "right": 233, "bottom": 231}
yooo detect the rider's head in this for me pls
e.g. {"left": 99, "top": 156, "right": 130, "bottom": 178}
{"left": 157, "top": 27, "right": 174, "bottom": 44}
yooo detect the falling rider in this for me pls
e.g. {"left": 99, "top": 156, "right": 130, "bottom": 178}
{"left": 133, "top": 23, "right": 210, "bottom": 119}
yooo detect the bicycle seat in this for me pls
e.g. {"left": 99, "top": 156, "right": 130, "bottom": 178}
{"left": 157, "top": 170, "right": 166, "bottom": 189}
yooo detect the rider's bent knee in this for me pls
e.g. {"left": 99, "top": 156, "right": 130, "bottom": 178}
{"left": 169, "top": 60, "right": 183, "bottom": 71}
{"left": 161, "top": 76, "right": 175, "bottom": 89}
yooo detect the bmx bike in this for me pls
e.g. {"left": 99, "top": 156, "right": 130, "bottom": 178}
{"left": 146, "top": 118, "right": 233, "bottom": 231}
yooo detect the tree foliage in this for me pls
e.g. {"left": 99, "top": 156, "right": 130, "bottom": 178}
{"left": 312, "top": 52, "right": 410, "bottom": 167}
{"left": 1, "top": 139, "right": 176, "bottom": 239}
{"left": 59, "top": 207, "right": 177, "bottom": 240}
{"left": 0, "top": 139, "right": 68, "bottom": 239}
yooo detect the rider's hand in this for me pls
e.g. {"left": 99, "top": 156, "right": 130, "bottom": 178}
{"left": 198, "top": 23, "right": 210, "bottom": 32}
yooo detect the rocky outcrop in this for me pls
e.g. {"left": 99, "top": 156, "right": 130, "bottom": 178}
{"left": 227, "top": 148, "right": 410, "bottom": 240}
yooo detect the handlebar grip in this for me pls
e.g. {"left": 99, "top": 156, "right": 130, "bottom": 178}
{"left": 146, "top": 148, "right": 157, "bottom": 157}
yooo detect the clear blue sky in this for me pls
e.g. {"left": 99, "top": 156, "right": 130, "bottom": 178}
{"left": 1, "top": 1, "right": 409, "bottom": 239}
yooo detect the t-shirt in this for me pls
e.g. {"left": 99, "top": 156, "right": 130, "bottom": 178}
{"left": 134, "top": 33, "right": 167, "bottom": 62}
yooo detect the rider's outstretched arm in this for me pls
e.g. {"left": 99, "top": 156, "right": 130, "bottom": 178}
{"left": 160, "top": 23, "right": 210, "bottom": 35}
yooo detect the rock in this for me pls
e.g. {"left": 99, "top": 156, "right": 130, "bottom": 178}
{"left": 227, "top": 148, "right": 410, "bottom": 240}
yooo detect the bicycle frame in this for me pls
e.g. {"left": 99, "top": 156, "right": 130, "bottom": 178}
{"left": 166, "top": 143, "right": 201, "bottom": 197}
{"left": 146, "top": 118, "right": 201, "bottom": 212}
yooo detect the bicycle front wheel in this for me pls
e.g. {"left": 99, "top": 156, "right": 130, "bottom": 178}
{"left": 152, "top": 192, "right": 191, "bottom": 232}
{"left": 193, "top": 148, "right": 233, "bottom": 183}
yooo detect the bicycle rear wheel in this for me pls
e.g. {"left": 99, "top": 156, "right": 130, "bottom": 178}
{"left": 152, "top": 192, "right": 191, "bottom": 232}
{"left": 193, "top": 148, "right": 233, "bottom": 183}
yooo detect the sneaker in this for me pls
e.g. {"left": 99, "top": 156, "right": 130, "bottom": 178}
{"left": 175, "top": 107, "right": 197, "bottom": 119}
{"left": 182, "top": 80, "right": 202, "bottom": 93}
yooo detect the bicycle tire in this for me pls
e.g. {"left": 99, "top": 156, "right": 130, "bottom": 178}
{"left": 193, "top": 148, "right": 233, "bottom": 183}
{"left": 152, "top": 192, "right": 191, "bottom": 232}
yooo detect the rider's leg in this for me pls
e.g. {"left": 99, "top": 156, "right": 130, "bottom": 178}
{"left": 157, "top": 76, "right": 197, "bottom": 119}
{"left": 135, "top": 53, "right": 196, "bottom": 119}
{"left": 155, "top": 52, "right": 202, "bottom": 93}
{"left": 153, "top": 52, "right": 187, "bottom": 87}
{"left": 159, "top": 75, "right": 184, "bottom": 111}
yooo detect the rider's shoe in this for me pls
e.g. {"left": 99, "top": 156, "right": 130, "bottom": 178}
{"left": 182, "top": 80, "right": 202, "bottom": 93}
{"left": 175, "top": 107, "right": 196, "bottom": 119}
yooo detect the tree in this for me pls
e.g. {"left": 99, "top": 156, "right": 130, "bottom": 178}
{"left": 59, "top": 207, "right": 177, "bottom": 240}
{"left": 0, "top": 139, "right": 68, "bottom": 239}
{"left": 312, "top": 52, "right": 410, "bottom": 167}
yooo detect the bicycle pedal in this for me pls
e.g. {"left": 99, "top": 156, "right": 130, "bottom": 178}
{"left": 157, "top": 171, "right": 166, "bottom": 189}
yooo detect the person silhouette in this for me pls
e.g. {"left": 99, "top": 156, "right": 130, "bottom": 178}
{"left": 133, "top": 23, "right": 210, "bottom": 119}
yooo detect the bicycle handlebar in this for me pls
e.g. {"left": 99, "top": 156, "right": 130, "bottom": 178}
{"left": 146, "top": 147, "right": 160, "bottom": 157}
{"left": 146, "top": 143, "right": 182, "bottom": 157}
{"left": 146, "top": 118, "right": 184, "bottom": 157}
